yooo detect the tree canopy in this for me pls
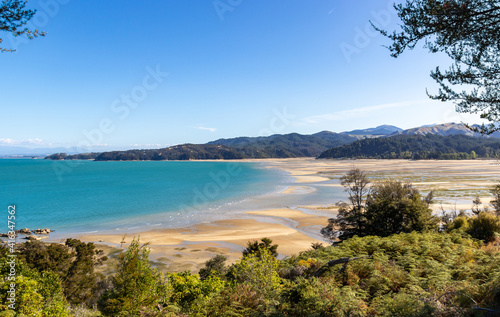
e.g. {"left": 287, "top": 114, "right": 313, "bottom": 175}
{"left": 321, "top": 168, "right": 371, "bottom": 241}
{"left": 364, "top": 180, "right": 438, "bottom": 236}
{"left": 0, "top": 0, "right": 45, "bottom": 52}
{"left": 378, "top": 0, "right": 500, "bottom": 133}
{"left": 323, "top": 169, "right": 438, "bottom": 242}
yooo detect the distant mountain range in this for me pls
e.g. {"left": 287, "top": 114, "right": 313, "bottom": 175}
{"left": 40, "top": 122, "right": 500, "bottom": 161}
{"left": 47, "top": 132, "right": 357, "bottom": 161}
{"left": 390, "top": 122, "right": 500, "bottom": 138}
{"left": 340, "top": 125, "right": 402, "bottom": 138}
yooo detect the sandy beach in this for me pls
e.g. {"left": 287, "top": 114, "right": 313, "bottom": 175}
{"left": 77, "top": 158, "right": 500, "bottom": 273}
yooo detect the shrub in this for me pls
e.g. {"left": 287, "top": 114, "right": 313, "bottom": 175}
{"left": 242, "top": 238, "right": 278, "bottom": 258}
{"left": 364, "top": 181, "right": 438, "bottom": 237}
{"left": 167, "top": 271, "right": 226, "bottom": 312}
{"left": 98, "top": 237, "right": 167, "bottom": 316}
{"left": 228, "top": 248, "right": 282, "bottom": 297}
{"left": 198, "top": 255, "right": 227, "bottom": 281}
{"left": 466, "top": 212, "right": 500, "bottom": 242}
{"left": 0, "top": 259, "right": 69, "bottom": 316}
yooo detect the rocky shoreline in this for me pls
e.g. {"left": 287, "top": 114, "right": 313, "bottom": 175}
{"left": 0, "top": 228, "right": 54, "bottom": 240}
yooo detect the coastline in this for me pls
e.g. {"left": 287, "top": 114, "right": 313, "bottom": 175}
{"left": 69, "top": 158, "right": 500, "bottom": 273}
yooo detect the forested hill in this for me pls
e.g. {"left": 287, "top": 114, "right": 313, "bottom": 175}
{"left": 46, "top": 139, "right": 350, "bottom": 161}
{"left": 46, "top": 132, "right": 357, "bottom": 161}
{"left": 207, "top": 132, "right": 356, "bottom": 157}
{"left": 317, "top": 134, "right": 500, "bottom": 160}
{"left": 47, "top": 144, "right": 251, "bottom": 161}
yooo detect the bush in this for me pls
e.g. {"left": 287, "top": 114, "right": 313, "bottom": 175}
{"left": 323, "top": 170, "right": 438, "bottom": 241}
{"left": 242, "top": 238, "right": 278, "bottom": 258}
{"left": 17, "top": 239, "right": 106, "bottom": 306}
{"left": 0, "top": 259, "right": 69, "bottom": 316}
{"left": 198, "top": 255, "right": 227, "bottom": 281}
{"left": 228, "top": 248, "right": 282, "bottom": 297}
{"left": 364, "top": 181, "right": 438, "bottom": 237}
{"left": 466, "top": 212, "right": 500, "bottom": 242}
{"left": 98, "top": 237, "right": 167, "bottom": 316}
{"left": 167, "top": 271, "right": 226, "bottom": 312}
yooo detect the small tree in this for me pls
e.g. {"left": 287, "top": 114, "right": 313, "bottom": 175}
{"left": 466, "top": 212, "right": 500, "bottom": 242}
{"left": 0, "top": 0, "right": 46, "bottom": 52}
{"left": 242, "top": 238, "right": 278, "bottom": 258}
{"left": 490, "top": 184, "right": 500, "bottom": 216}
{"left": 471, "top": 196, "right": 483, "bottom": 215}
{"left": 199, "top": 254, "right": 228, "bottom": 281}
{"left": 364, "top": 181, "right": 438, "bottom": 237}
{"left": 228, "top": 248, "right": 281, "bottom": 297}
{"left": 17, "top": 240, "right": 73, "bottom": 276}
{"left": 322, "top": 168, "right": 370, "bottom": 241}
{"left": 0, "top": 259, "right": 69, "bottom": 316}
{"left": 17, "top": 239, "right": 106, "bottom": 306}
{"left": 99, "top": 237, "right": 167, "bottom": 316}
{"left": 63, "top": 239, "right": 102, "bottom": 306}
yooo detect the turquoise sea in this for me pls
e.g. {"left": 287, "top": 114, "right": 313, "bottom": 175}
{"left": 0, "top": 159, "right": 290, "bottom": 236}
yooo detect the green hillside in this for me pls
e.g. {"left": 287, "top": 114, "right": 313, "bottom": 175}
{"left": 318, "top": 134, "right": 500, "bottom": 159}
{"left": 207, "top": 132, "right": 357, "bottom": 158}
{"left": 45, "top": 132, "right": 357, "bottom": 160}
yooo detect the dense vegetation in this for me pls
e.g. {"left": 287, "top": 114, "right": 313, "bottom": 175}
{"left": 45, "top": 144, "right": 247, "bottom": 161}
{"left": 45, "top": 153, "right": 101, "bottom": 160}
{"left": 2, "top": 232, "right": 498, "bottom": 316}
{"left": 94, "top": 144, "right": 248, "bottom": 161}
{"left": 318, "top": 134, "right": 500, "bottom": 159}
{"left": 322, "top": 169, "right": 437, "bottom": 241}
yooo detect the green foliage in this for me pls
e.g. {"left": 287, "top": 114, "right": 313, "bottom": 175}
{"left": 63, "top": 239, "right": 103, "bottom": 305}
{"left": 4, "top": 232, "right": 499, "bottom": 316}
{"left": 0, "top": 244, "right": 8, "bottom": 261}
{"left": 167, "top": 271, "right": 227, "bottom": 313}
{"left": 318, "top": 134, "right": 500, "bottom": 159}
{"left": 323, "top": 168, "right": 371, "bottom": 241}
{"left": 17, "top": 240, "right": 72, "bottom": 275}
{"left": 287, "top": 231, "right": 500, "bottom": 315}
{"left": 17, "top": 239, "right": 106, "bottom": 306}
{"left": 446, "top": 215, "right": 470, "bottom": 232}
{"left": 279, "top": 277, "right": 368, "bottom": 316}
{"left": 201, "top": 283, "right": 273, "bottom": 316}
{"left": 490, "top": 184, "right": 500, "bottom": 216}
{"left": 0, "top": 0, "right": 46, "bottom": 52}
{"left": 377, "top": 0, "right": 500, "bottom": 133}
{"left": 0, "top": 259, "right": 69, "bottom": 316}
{"left": 466, "top": 212, "right": 500, "bottom": 243}
{"left": 242, "top": 237, "right": 278, "bottom": 258}
{"left": 447, "top": 211, "right": 500, "bottom": 242}
{"left": 198, "top": 255, "right": 228, "bottom": 281}
{"left": 364, "top": 181, "right": 438, "bottom": 237}
{"left": 323, "top": 169, "right": 438, "bottom": 241}
{"left": 370, "top": 290, "right": 434, "bottom": 317}
{"left": 229, "top": 248, "right": 282, "bottom": 296}
{"left": 99, "top": 237, "right": 167, "bottom": 316}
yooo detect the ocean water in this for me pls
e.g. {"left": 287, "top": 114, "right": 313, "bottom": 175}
{"left": 0, "top": 159, "right": 289, "bottom": 236}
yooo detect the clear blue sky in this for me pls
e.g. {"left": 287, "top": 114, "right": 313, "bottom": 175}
{"left": 0, "top": 0, "right": 485, "bottom": 151}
